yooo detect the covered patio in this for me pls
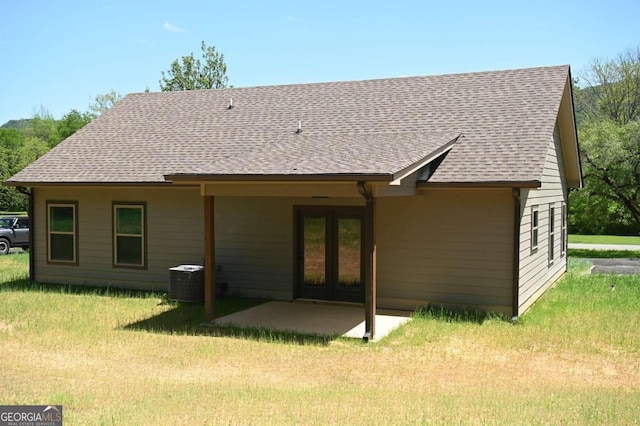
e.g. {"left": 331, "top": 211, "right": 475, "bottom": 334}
{"left": 186, "top": 181, "right": 385, "bottom": 341}
{"left": 214, "top": 301, "right": 412, "bottom": 342}
{"left": 167, "top": 134, "right": 459, "bottom": 342}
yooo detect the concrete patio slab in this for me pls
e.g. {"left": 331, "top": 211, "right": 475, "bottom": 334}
{"left": 214, "top": 301, "right": 412, "bottom": 341}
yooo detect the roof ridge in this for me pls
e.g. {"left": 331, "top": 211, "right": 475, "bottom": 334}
{"left": 125, "top": 65, "right": 570, "bottom": 96}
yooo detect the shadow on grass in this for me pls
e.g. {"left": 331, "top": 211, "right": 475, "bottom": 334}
{"left": 568, "top": 249, "right": 640, "bottom": 259}
{"left": 413, "top": 304, "right": 510, "bottom": 324}
{"left": 122, "top": 298, "right": 336, "bottom": 346}
{"left": 2, "top": 278, "right": 339, "bottom": 345}
{"left": 0, "top": 278, "right": 31, "bottom": 289}
{"left": 200, "top": 324, "right": 337, "bottom": 346}
{"left": 0, "top": 279, "right": 168, "bottom": 299}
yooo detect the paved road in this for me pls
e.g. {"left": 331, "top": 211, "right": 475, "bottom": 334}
{"left": 587, "top": 258, "right": 640, "bottom": 275}
{"left": 568, "top": 243, "right": 640, "bottom": 274}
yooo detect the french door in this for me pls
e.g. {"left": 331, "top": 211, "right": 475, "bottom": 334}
{"left": 296, "top": 207, "right": 364, "bottom": 303}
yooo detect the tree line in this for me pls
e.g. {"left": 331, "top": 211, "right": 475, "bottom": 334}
{"left": 0, "top": 109, "right": 90, "bottom": 210}
{"left": 0, "top": 91, "right": 123, "bottom": 211}
{"left": 571, "top": 46, "right": 640, "bottom": 235}
{"left": 1, "top": 42, "right": 228, "bottom": 212}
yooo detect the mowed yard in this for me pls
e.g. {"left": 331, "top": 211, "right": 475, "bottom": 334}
{"left": 1, "top": 253, "right": 639, "bottom": 425}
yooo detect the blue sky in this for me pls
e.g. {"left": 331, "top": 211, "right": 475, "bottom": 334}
{"left": 1, "top": 0, "right": 638, "bottom": 125}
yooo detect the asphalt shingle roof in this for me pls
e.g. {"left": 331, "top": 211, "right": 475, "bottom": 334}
{"left": 7, "top": 65, "right": 571, "bottom": 185}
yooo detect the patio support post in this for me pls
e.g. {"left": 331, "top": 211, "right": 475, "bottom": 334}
{"left": 359, "top": 182, "right": 376, "bottom": 342}
{"left": 204, "top": 195, "right": 216, "bottom": 322}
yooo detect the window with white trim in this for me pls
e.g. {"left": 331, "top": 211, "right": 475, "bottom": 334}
{"left": 549, "top": 205, "right": 556, "bottom": 265}
{"left": 47, "top": 201, "right": 78, "bottom": 264}
{"left": 113, "top": 203, "right": 146, "bottom": 268}
{"left": 531, "top": 206, "right": 539, "bottom": 254}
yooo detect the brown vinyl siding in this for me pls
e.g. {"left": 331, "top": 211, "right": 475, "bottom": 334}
{"left": 33, "top": 187, "right": 204, "bottom": 290}
{"left": 518, "top": 125, "right": 568, "bottom": 314}
{"left": 376, "top": 189, "right": 514, "bottom": 314}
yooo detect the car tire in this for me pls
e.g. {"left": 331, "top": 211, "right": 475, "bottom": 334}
{"left": 0, "top": 239, "right": 10, "bottom": 255}
{"left": 21, "top": 246, "right": 29, "bottom": 252}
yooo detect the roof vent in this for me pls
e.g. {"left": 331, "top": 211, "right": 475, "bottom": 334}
{"left": 296, "top": 120, "right": 302, "bottom": 134}
{"left": 228, "top": 98, "right": 233, "bottom": 110}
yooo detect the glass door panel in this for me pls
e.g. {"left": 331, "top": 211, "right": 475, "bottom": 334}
{"left": 337, "top": 217, "right": 361, "bottom": 288}
{"left": 296, "top": 208, "right": 364, "bottom": 303}
{"left": 303, "top": 216, "right": 326, "bottom": 287}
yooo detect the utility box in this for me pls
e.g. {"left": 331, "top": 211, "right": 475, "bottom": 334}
{"left": 169, "top": 265, "right": 204, "bottom": 302}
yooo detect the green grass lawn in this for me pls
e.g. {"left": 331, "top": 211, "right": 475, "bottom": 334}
{"left": 568, "top": 249, "right": 640, "bottom": 259}
{"left": 569, "top": 234, "right": 640, "bottom": 245}
{"left": 1, "top": 253, "right": 639, "bottom": 424}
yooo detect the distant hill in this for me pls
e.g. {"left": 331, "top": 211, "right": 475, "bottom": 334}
{"left": 1, "top": 119, "right": 33, "bottom": 130}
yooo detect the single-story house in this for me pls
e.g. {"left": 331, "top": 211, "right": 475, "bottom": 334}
{"left": 4, "top": 65, "right": 581, "bottom": 339}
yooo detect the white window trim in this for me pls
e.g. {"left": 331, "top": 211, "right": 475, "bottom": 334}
{"left": 113, "top": 203, "right": 146, "bottom": 269}
{"left": 531, "top": 206, "right": 539, "bottom": 254}
{"left": 47, "top": 202, "right": 78, "bottom": 265}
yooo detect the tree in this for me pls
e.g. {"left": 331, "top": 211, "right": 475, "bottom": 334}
{"left": 569, "top": 183, "right": 639, "bottom": 235}
{"left": 572, "top": 46, "right": 640, "bottom": 233}
{"left": 0, "top": 129, "right": 28, "bottom": 211}
{"left": 22, "top": 109, "right": 60, "bottom": 148}
{"left": 159, "top": 41, "right": 229, "bottom": 91}
{"left": 577, "top": 47, "right": 640, "bottom": 125}
{"left": 57, "top": 109, "right": 93, "bottom": 140}
{"left": 0, "top": 128, "right": 23, "bottom": 150}
{"left": 89, "top": 90, "right": 123, "bottom": 116}
{"left": 0, "top": 106, "right": 93, "bottom": 210}
{"left": 579, "top": 120, "right": 640, "bottom": 227}
{"left": 15, "top": 136, "right": 50, "bottom": 172}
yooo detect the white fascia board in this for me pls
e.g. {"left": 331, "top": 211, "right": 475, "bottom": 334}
{"left": 389, "top": 136, "right": 459, "bottom": 186}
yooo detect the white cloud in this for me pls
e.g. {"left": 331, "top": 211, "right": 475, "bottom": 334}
{"left": 163, "top": 22, "right": 185, "bottom": 33}
{"left": 135, "top": 37, "right": 155, "bottom": 47}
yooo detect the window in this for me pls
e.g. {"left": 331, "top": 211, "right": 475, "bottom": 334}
{"left": 561, "top": 203, "right": 567, "bottom": 257}
{"left": 113, "top": 203, "right": 146, "bottom": 268}
{"left": 47, "top": 202, "right": 77, "bottom": 264}
{"left": 531, "top": 206, "right": 539, "bottom": 254}
{"left": 549, "top": 205, "right": 556, "bottom": 265}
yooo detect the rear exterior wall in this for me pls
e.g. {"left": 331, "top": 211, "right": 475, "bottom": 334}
{"left": 31, "top": 187, "right": 515, "bottom": 313}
